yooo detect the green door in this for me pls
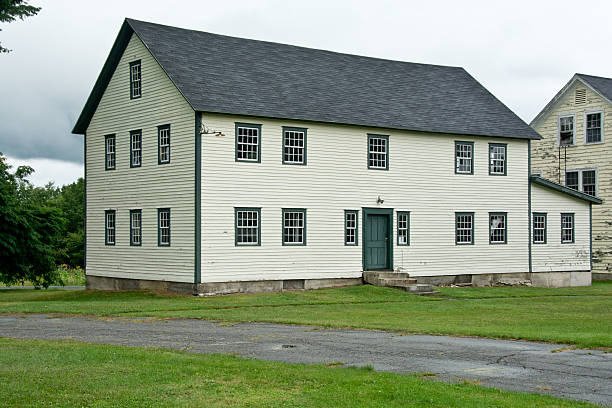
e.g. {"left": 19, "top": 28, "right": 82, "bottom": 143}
{"left": 365, "top": 214, "right": 390, "bottom": 270}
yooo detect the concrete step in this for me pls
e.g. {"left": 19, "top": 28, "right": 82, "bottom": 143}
{"left": 378, "top": 278, "right": 417, "bottom": 287}
{"left": 404, "top": 284, "right": 435, "bottom": 295}
{"left": 363, "top": 271, "right": 411, "bottom": 285}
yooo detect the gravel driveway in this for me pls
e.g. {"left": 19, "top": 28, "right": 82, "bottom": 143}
{"left": 1, "top": 314, "right": 610, "bottom": 406}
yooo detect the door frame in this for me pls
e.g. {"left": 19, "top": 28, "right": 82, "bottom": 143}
{"left": 362, "top": 207, "right": 394, "bottom": 271}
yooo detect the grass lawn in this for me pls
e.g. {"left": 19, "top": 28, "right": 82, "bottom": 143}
{"left": 0, "top": 338, "right": 597, "bottom": 407}
{"left": 1, "top": 283, "right": 611, "bottom": 348}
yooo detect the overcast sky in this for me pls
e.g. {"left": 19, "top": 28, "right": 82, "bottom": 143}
{"left": 2, "top": 0, "right": 611, "bottom": 186}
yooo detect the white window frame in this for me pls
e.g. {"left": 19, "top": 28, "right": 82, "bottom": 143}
{"left": 489, "top": 213, "right": 507, "bottom": 244}
{"left": 130, "top": 130, "right": 142, "bottom": 167}
{"left": 561, "top": 213, "right": 574, "bottom": 244}
{"left": 283, "top": 127, "right": 306, "bottom": 165}
{"left": 455, "top": 141, "right": 473, "bottom": 174}
{"left": 344, "top": 210, "right": 358, "bottom": 246}
{"left": 130, "top": 210, "right": 142, "bottom": 246}
{"left": 367, "top": 134, "right": 389, "bottom": 170}
{"left": 158, "top": 208, "right": 171, "bottom": 246}
{"left": 533, "top": 213, "right": 546, "bottom": 244}
{"left": 455, "top": 212, "right": 474, "bottom": 245}
{"left": 558, "top": 114, "right": 576, "bottom": 147}
{"left": 565, "top": 168, "right": 598, "bottom": 197}
{"left": 130, "top": 60, "right": 141, "bottom": 99}
{"left": 282, "top": 209, "right": 306, "bottom": 245}
{"left": 235, "top": 208, "right": 261, "bottom": 246}
{"left": 105, "top": 135, "right": 116, "bottom": 170}
{"left": 105, "top": 210, "right": 115, "bottom": 246}
{"left": 158, "top": 125, "right": 170, "bottom": 164}
{"left": 235, "top": 123, "right": 261, "bottom": 162}
{"left": 397, "top": 211, "right": 410, "bottom": 246}
{"left": 584, "top": 110, "right": 604, "bottom": 145}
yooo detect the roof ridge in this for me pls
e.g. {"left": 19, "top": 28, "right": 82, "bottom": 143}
{"left": 125, "top": 17, "right": 464, "bottom": 71}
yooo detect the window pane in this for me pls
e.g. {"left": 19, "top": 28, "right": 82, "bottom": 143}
{"left": 559, "top": 116, "right": 574, "bottom": 145}
{"left": 237, "top": 126, "right": 259, "bottom": 161}
{"left": 159, "top": 210, "right": 170, "bottom": 245}
{"left": 561, "top": 214, "right": 574, "bottom": 243}
{"left": 284, "top": 129, "right": 305, "bottom": 164}
{"left": 586, "top": 113, "right": 602, "bottom": 143}
{"left": 131, "top": 211, "right": 141, "bottom": 245}
{"left": 397, "top": 212, "right": 409, "bottom": 245}
{"left": 345, "top": 211, "right": 357, "bottom": 245}
{"left": 490, "top": 214, "right": 506, "bottom": 244}
{"left": 455, "top": 143, "right": 472, "bottom": 173}
{"left": 368, "top": 136, "right": 387, "bottom": 169}
{"left": 283, "top": 211, "right": 305, "bottom": 244}
{"left": 236, "top": 210, "right": 259, "bottom": 245}
{"left": 565, "top": 171, "right": 579, "bottom": 190}
{"left": 456, "top": 213, "right": 473, "bottom": 244}
{"left": 489, "top": 145, "right": 506, "bottom": 175}
{"left": 131, "top": 132, "right": 142, "bottom": 166}
{"left": 582, "top": 170, "right": 596, "bottom": 196}
{"left": 159, "top": 127, "right": 170, "bottom": 163}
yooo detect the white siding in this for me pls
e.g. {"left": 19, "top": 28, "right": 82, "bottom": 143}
{"left": 200, "top": 113, "right": 530, "bottom": 282}
{"left": 531, "top": 184, "right": 591, "bottom": 272}
{"left": 86, "top": 33, "right": 195, "bottom": 283}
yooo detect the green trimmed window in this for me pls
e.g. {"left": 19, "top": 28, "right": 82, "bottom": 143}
{"left": 533, "top": 213, "right": 546, "bottom": 244}
{"left": 489, "top": 212, "right": 507, "bottom": 244}
{"left": 130, "top": 60, "right": 141, "bottom": 99}
{"left": 344, "top": 210, "right": 358, "bottom": 245}
{"left": 158, "top": 208, "right": 171, "bottom": 246}
{"left": 561, "top": 213, "right": 574, "bottom": 243}
{"left": 235, "top": 123, "right": 261, "bottom": 162}
{"left": 455, "top": 212, "right": 474, "bottom": 244}
{"left": 367, "top": 134, "right": 389, "bottom": 170}
{"left": 283, "top": 209, "right": 306, "bottom": 245}
{"left": 235, "top": 208, "right": 261, "bottom": 246}
{"left": 130, "top": 209, "right": 142, "bottom": 246}
{"left": 130, "top": 130, "right": 142, "bottom": 167}
{"left": 158, "top": 125, "right": 170, "bottom": 164}
{"left": 283, "top": 127, "right": 306, "bottom": 165}
{"left": 397, "top": 211, "right": 410, "bottom": 246}
{"left": 489, "top": 143, "right": 507, "bottom": 175}
{"left": 455, "top": 141, "right": 473, "bottom": 174}
{"left": 105, "top": 210, "right": 116, "bottom": 246}
{"left": 105, "top": 134, "right": 116, "bottom": 170}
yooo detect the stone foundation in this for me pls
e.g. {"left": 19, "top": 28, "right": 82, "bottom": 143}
{"left": 593, "top": 272, "right": 612, "bottom": 282}
{"left": 86, "top": 275, "right": 363, "bottom": 295}
{"left": 414, "top": 271, "right": 591, "bottom": 288}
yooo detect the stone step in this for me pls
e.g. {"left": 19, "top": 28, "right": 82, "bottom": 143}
{"left": 378, "top": 278, "right": 418, "bottom": 287}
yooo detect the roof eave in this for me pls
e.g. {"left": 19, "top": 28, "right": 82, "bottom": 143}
{"left": 530, "top": 175, "right": 603, "bottom": 204}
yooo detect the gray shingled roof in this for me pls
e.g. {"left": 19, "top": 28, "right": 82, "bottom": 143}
{"left": 576, "top": 73, "right": 612, "bottom": 103}
{"left": 73, "top": 18, "right": 540, "bottom": 140}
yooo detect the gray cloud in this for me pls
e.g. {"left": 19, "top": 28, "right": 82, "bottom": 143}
{"left": 2, "top": 0, "right": 612, "bottom": 165}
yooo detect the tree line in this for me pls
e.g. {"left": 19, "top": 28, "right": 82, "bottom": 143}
{"left": 0, "top": 153, "right": 84, "bottom": 287}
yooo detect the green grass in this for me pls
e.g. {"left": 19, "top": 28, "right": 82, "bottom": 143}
{"left": 1, "top": 283, "right": 611, "bottom": 348}
{"left": 0, "top": 338, "right": 597, "bottom": 407}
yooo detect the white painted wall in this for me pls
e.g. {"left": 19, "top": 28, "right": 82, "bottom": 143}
{"left": 200, "top": 113, "right": 530, "bottom": 283}
{"left": 531, "top": 184, "right": 591, "bottom": 272}
{"left": 86, "top": 33, "right": 195, "bottom": 283}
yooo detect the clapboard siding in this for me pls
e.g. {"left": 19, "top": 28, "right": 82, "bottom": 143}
{"left": 86, "top": 33, "right": 195, "bottom": 283}
{"left": 531, "top": 184, "right": 590, "bottom": 272}
{"left": 531, "top": 82, "right": 612, "bottom": 273}
{"left": 200, "top": 113, "right": 530, "bottom": 282}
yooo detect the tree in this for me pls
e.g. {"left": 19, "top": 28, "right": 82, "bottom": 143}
{"left": 0, "top": 152, "right": 61, "bottom": 287}
{"left": 0, "top": 0, "right": 41, "bottom": 53}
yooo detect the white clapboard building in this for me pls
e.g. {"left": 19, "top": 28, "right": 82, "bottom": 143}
{"left": 72, "top": 19, "right": 601, "bottom": 294}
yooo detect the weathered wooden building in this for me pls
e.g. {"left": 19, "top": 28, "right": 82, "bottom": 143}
{"left": 531, "top": 74, "right": 611, "bottom": 280}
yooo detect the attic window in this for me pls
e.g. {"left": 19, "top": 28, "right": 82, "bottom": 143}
{"left": 559, "top": 115, "right": 575, "bottom": 146}
{"left": 575, "top": 89, "right": 586, "bottom": 105}
{"left": 130, "top": 60, "right": 142, "bottom": 99}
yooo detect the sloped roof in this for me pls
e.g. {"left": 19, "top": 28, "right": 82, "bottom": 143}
{"left": 73, "top": 18, "right": 540, "bottom": 140}
{"left": 530, "top": 73, "right": 612, "bottom": 127}
{"left": 530, "top": 176, "right": 602, "bottom": 204}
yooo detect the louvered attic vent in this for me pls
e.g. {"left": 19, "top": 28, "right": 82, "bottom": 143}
{"left": 575, "top": 89, "right": 587, "bottom": 105}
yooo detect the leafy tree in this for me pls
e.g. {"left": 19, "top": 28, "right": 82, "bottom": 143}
{"left": 0, "top": 0, "right": 41, "bottom": 53}
{"left": 0, "top": 153, "right": 61, "bottom": 287}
